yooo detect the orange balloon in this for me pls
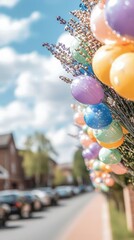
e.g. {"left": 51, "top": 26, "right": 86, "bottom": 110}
{"left": 87, "top": 128, "right": 96, "bottom": 142}
{"left": 92, "top": 44, "right": 134, "bottom": 86}
{"left": 103, "top": 165, "right": 112, "bottom": 173}
{"left": 90, "top": 4, "right": 129, "bottom": 45}
{"left": 74, "top": 112, "right": 85, "bottom": 126}
{"left": 97, "top": 136, "right": 124, "bottom": 149}
{"left": 110, "top": 53, "right": 134, "bottom": 101}
{"left": 105, "top": 178, "right": 115, "bottom": 187}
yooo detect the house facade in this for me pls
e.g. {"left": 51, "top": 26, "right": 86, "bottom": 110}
{"left": 0, "top": 133, "right": 25, "bottom": 190}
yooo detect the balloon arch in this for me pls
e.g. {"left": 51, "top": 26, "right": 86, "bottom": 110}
{"left": 43, "top": 0, "right": 134, "bottom": 191}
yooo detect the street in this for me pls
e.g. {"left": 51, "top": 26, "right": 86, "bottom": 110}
{"left": 0, "top": 192, "right": 95, "bottom": 240}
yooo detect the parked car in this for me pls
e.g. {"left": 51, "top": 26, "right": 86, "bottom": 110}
{"left": 31, "top": 189, "right": 51, "bottom": 207}
{"left": 38, "top": 187, "right": 59, "bottom": 206}
{"left": 55, "top": 186, "right": 73, "bottom": 199}
{"left": 0, "top": 190, "right": 32, "bottom": 219}
{"left": 21, "top": 191, "right": 42, "bottom": 211}
{"left": 0, "top": 204, "right": 10, "bottom": 227}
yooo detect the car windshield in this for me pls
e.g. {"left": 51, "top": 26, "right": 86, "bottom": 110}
{"left": 0, "top": 194, "right": 17, "bottom": 203}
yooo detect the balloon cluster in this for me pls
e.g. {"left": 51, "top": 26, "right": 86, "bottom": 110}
{"left": 91, "top": 0, "right": 134, "bottom": 101}
{"left": 43, "top": 0, "right": 134, "bottom": 189}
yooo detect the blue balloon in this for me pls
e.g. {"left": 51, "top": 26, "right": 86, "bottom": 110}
{"left": 84, "top": 103, "right": 112, "bottom": 129}
{"left": 80, "top": 65, "right": 94, "bottom": 76}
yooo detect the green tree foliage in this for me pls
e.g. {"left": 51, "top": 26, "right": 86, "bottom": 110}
{"left": 73, "top": 149, "right": 89, "bottom": 185}
{"left": 54, "top": 167, "right": 66, "bottom": 186}
{"left": 20, "top": 132, "right": 57, "bottom": 186}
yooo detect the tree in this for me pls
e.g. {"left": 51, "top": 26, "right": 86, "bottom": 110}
{"left": 73, "top": 149, "right": 89, "bottom": 185}
{"left": 21, "top": 132, "right": 57, "bottom": 187}
{"left": 54, "top": 167, "right": 66, "bottom": 186}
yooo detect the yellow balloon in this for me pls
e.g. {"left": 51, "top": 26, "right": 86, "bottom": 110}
{"left": 97, "top": 136, "right": 124, "bottom": 149}
{"left": 110, "top": 53, "right": 134, "bottom": 101}
{"left": 92, "top": 44, "right": 134, "bottom": 86}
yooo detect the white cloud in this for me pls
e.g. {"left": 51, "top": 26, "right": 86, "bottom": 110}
{"left": 0, "top": 12, "right": 41, "bottom": 46}
{"left": 0, "top": 33, "right": 77, "bottom": 162}
{"left": 0, "top": 0, "right": 20, "bottom": 8}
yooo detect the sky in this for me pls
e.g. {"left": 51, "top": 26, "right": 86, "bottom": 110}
{"left": 0, "top": 0, "right": 81, "bottom": 163}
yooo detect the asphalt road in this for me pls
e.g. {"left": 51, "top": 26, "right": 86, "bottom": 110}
{"left": 0, "top": 192, "right": 95, "bottom": 240}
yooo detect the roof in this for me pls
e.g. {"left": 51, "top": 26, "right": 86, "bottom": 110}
{"left": 0, "top": 133, "right": 12, "bottom": 148}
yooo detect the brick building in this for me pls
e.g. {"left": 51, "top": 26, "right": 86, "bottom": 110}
{"left": 0, "top": 133, "right": 25, "bottom": 190}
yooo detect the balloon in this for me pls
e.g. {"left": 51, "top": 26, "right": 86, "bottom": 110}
{"left": 71, "top": 75, "right": 104, "bottom": 105}
{"left": 82, "top": 125, "right": 88, "bottom": 133}
{"left": 70, "top": 38, "right": 90, "bottom": 65}
{"left": 79, "top": 65, "right": 94, "bottom": 76}
{"left": 93, "top": 120, "right": 123, "bottom": 143}
{"left": 105, "top": 0, "right": 134, "bottom": 40}
{"left": 100, "top": 184, "right": 109, "bottom": 192}
{"left": 90, "top": 3, "right": 128, "bottom": 45}
{"left": 87, "top": 128, "right": 96, "bottom": 142}
{"left": 84, "top": 103, "right": 112, "bottom": 129}
{"left": 105, "top": 178, "right": 115, "bottom": 187}
{"left": 110, "top": 53, "right": 134, "bottom": 101}
{"left": 111, "top": 163, "right": 127, "bottom": 175}
{"left": 99, "top": 148, "right": 121, "bottom": 165}
{"left": 89, "top": 142, "right": 101, "bottom": 157}
{"left": 92, "top": 44, "right": 134, "bottom": 86}
{"left": 93, "top": 160, "right": 102, "bottom": 171}
{"left": 97, "top": 136, "right": 124, "bottom": 149}
{"left": 82, "top": 148, "right": 95, "bottom": 159}
{"left": 74, "top": 112, "right": 85, "bottom": 126}
{"left": 80, "top": 134, "right": 94, "bottom": 148}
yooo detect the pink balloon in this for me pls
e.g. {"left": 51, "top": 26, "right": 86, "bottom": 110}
{"left": 105, "top": 178, "right": 115, "bottom": 187}
{"left": 111, "top": 163, "right": 127, "bottom": 175}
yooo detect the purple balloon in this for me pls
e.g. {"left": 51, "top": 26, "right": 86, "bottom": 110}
{"left": 71, "top": 75, "right": 104, "bottom": 105}
{"left": 82, "top": 149, "right": 94, "bottom": 160}
{"left": 105, "top": 0, "right": 134, "bottom": 39}
{"left": 89, "top": 142, "right": 101, "bottom": 158}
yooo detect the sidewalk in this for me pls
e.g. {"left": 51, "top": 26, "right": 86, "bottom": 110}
{"left": 60, "top": 192, "right": 112, "bottom": 240}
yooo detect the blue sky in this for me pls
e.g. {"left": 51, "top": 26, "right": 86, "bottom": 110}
{"left": 0, "top": 0, "right": 80, "bottom": 163}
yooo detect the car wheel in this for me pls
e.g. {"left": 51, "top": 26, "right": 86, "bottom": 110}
{"left": 34, "top": 200, "right": 42, "bottom": 211}
{"left": 20, "top": 204, "right": 31, "bottom": 219}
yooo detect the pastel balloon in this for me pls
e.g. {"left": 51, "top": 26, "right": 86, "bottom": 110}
{"left": 99, "top": 148, "right": 121, "bottom": 165}
{"left": 97, "top": 137, "right": 124, "bottom": 149}
{"left": 110, "top": 53, "right": 134, "bottom": 101}
{"left": 111, "top": 163, "right": 127, "bottom": 175}
{"left": 80, "top": 134, "right": 93, "bottom": 148}
{"left": 121, "top": 126, "right": 129, "bottom": 135}
{"left": 70, "top": 39, "right": 90, "bottom": 65}
{"left": 93, "top": 160, "right": 102, "bottom": 171}
{"left": 100, "top": 184, "right": 109, "bottom": 192}
{"left": 82, "top": 148, "right": 95, "bottom": 159}
{"left": 105, "top": 178, "right": 115, "bottom": 187}
{"left": 105, "top": 0, "right": 134, "bottom": 40}
{"left": 90, "top": 3, "right": 128, "bottom": 45}
{"left": 89, "top": 142, "right": 101, "bottom": 157}
{"left": 74, "top": 112, "right": 85, "bottom": 126}
{"left": 71, "top": 75, "right": 104, "bottom": 104}
{"left": 92, "top": 44, "right": 134, "bottom": 86}
{"left": 87, "top": 128, "right": 96, "bottom": 142}
{"left": 84, "top": 103, "right": 112, "bottom": 129}
{"left": 93, "top": 120, "right": 123, "bottom": 143}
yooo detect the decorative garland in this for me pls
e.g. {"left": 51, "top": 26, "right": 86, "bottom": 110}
{"left": 43, "top": 0, "right": 134, "bottom": 191}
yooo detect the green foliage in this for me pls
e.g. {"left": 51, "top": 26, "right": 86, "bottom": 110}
{"left": 73, "top": 149, "right": 89, "bottom": 184}
{"left": 20, "top": 132, "right": 57, "bottom": 185}
{"left": 54, "top": 168, "right": 66, "bottom": 186}
{"left": 109, "top": 200, "right": 134, "bottom": 240}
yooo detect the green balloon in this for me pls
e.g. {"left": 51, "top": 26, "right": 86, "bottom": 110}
{"left": 99, "top": 148, "right": 121, "bottom": 165}
{"left": 93, "top": 120, "right": 123, "bottom": 143}
{"left": 100, "top": 184, "right": 109, "bottom": 192}
{"left": 70, "top": 39, "right": 90, "bottom": 65}
{"left": 93, "top": 160, "right": 102, "bottom": 171}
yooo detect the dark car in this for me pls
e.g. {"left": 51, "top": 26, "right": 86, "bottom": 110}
{"left": 0, "top": 190, "right": 32, "bottom": 219}
{"left": 0, "top": 204, "right": 10, "bottom": 227}
{"left": 55, "top": 186, "right": 73, "bottom": 199}
{"left": 21, "top": 191, "right": 42, "bottom": 211}
{"left": 38, "top": 187, "right": 59, "bottom": 206}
